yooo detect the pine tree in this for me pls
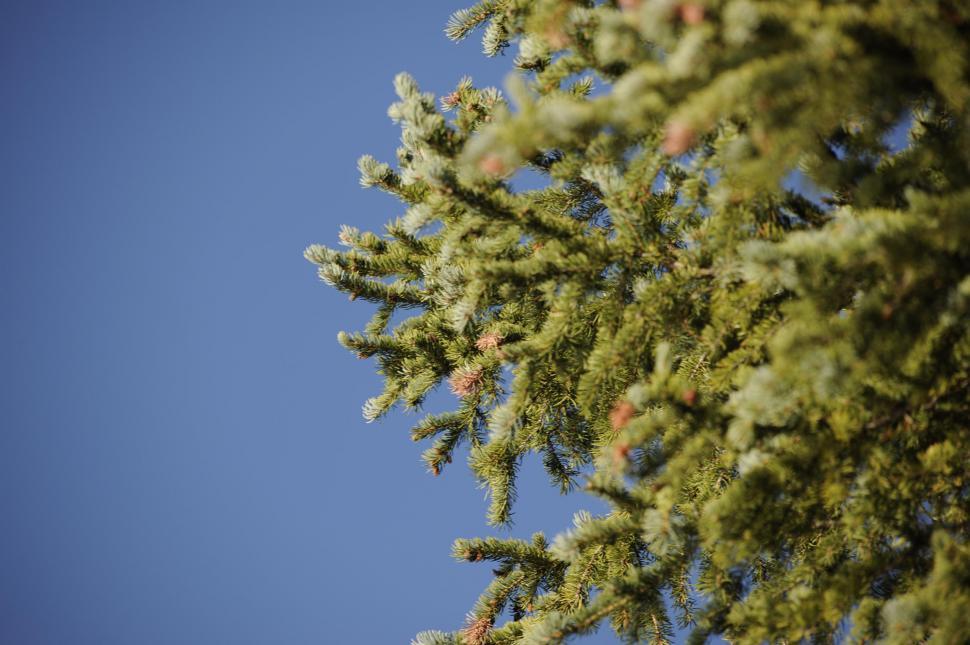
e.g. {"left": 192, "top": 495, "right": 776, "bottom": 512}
{"left": 306, "top": 1, "right": 970, "bottom": 642}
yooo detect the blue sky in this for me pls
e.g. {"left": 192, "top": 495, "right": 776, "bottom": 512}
{"left": 0, "top": 2, "right": 630, "bottom": 643}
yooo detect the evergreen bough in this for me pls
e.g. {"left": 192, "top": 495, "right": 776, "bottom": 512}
{"left": 306, "top": 1, "right": 970, "bottom": 642}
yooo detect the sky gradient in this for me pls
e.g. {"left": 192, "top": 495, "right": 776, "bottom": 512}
{"left": 0, "top": 2, "right": 628, "bottom": 643}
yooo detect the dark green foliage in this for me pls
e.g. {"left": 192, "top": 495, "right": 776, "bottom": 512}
{"left": 307, "top": 1, "right": 970, "bottom": 642}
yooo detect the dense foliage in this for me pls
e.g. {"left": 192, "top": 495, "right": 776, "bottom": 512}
{"left": 306, "top": 1, "right": 970, "bottom": 642}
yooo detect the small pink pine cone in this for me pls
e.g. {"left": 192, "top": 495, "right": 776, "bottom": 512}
{"left": 678, "top": 3, "right": 705, "bottom": 25}
{"left": 478, "top": 153, "right": 507, "bottom": 176}
{"left": 475, "top": 332, "right": 503, "bottom": 352}
{"left": 610, "top": 400, "right": 636, "bottom": 430}
{"left": 449, "top": 366, "right": 485, "bottom": 397}
{"left": 662, "top": 120, "right": 696, "bottom": 156}
{"left": 441, "top": 91, "right": 461, "bottom": 109}
{"left": 463, "top": 616, "right": 492, "bottom": 645}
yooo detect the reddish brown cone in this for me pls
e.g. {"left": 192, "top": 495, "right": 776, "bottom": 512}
{"left": 441, "top": 91, "right": 461, "bottom": 109}
{"left": 678, "top": 3, "right": 705, "bottom": 25}
{"left": 612, "top": 441, "right": 632, "bottom": 465}
{"left": 479, "top": 154, "right": 507, "bottom": 176}
{"left": 610, "top": 400, "right": 636, "bottom": 430}
{"left": 662, "top": 121, "right": 696, "bottom": 156}
{"left": 449, "top": 366, "right": 485, "bottom": 397}
{"left": 463, "top": 616, "right": 492, "bottom": 645}
{"left": 475, "top": 332, "right": 503, "bottom": 352}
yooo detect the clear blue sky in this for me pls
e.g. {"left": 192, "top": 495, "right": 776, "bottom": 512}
{"left": 0, "top": 2, "right": 633, "bottom": 643}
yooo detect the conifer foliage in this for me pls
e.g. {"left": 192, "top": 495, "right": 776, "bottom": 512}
{"left": 306, "top": 1, "right": 970, "bottom": 642}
